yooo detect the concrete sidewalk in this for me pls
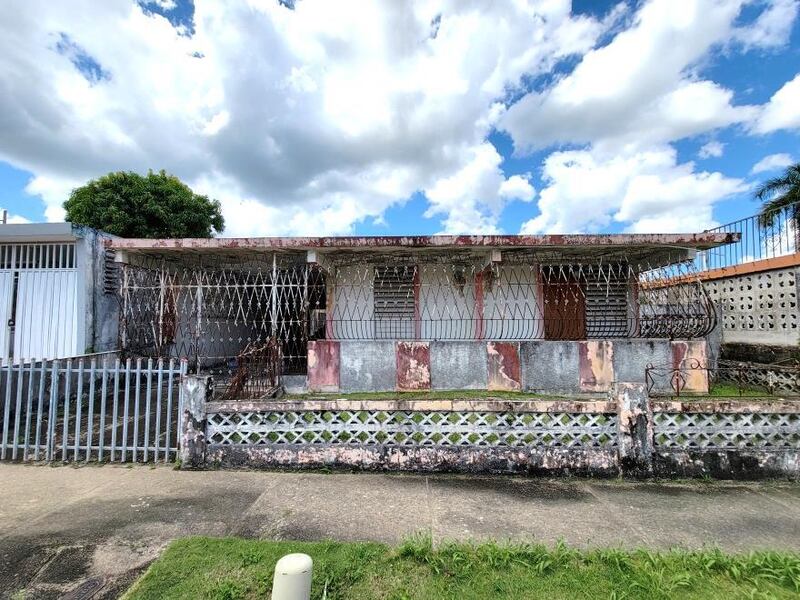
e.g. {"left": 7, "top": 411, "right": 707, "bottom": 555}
{"left": 1, "top": 465, "right": 799, "bottom": 599}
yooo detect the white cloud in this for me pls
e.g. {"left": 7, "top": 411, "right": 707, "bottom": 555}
{"left": 521, "top": 146, "right": 748, "bottom": 234}
{"left": 424, "top": 143, "right": 534, "bottom": 234}
{"left": 732, "top": 0, "right": 799, "bottom": 49}
{"left": 0, "top": 0, "right": 795, "bottom": 239}
{"left": 752, "top": 73, "right": 800, "bottom": 133}
{"left": 501, "top": 0, "right": 758, "bottom": 153}
{"left": 698, "top": 141, "right": 725, "bottom": 158}
{"left": 0, "top": 209, "right": 32, "bottom": 224}
{"left": 0, "top": 0, "right": 608, "bottom": 236}
{"left": 499, "top": 175, "right": 536, "bottom": 201}
{"left": 751, "top": 152, "right": 795, "bottom": 173}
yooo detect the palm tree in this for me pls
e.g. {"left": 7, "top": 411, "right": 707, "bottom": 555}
{"left": 755, "top": 163, "right": 800, "bottom": 228}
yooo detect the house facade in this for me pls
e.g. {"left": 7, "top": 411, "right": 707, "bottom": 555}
{"left": 109, "top": 232, "right": 735, "bottom": 397}
{"left": 0, "top": 222, "right": 116, "bottom": 363}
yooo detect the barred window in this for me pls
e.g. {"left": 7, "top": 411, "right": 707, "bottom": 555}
{"left": 373, "top": 264, "right": 415, "bottom": 339}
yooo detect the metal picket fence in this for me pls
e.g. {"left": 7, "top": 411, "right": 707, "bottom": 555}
{"left": 0, "top": 355, "right": 186, "bottom": 464}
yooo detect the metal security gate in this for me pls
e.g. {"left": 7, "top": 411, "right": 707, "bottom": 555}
{"left": 0, "top": 356, "right": 186, "bottom": 463}
{"left": 0, "top": 243, "right": 79, "bottom": 363}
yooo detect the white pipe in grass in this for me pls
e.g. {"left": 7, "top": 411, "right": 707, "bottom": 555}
{"left": 271, "top": 553, "right": 313, "bottom": 600}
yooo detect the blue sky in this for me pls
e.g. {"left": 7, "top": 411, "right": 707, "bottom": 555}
{"left": 0, "top": 0, "right": 798, "bottom": 236}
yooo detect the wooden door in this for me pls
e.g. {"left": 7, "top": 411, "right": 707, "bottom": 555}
{"left": 542, "top": 271, "right": 586, "bottom": 340}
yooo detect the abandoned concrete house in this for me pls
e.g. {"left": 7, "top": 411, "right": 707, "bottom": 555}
{"left": 108, "top": 233, "right": 734, "bottom": 397}
{"left": 2, "top": 216, "right": 800, "bottom": 478}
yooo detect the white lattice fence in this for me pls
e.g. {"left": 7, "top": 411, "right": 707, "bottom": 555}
{"left": 206, "top": 410, "right": 618, "bottom": 448}
{"left": 654, "top": 411, "right": 800, "bottom": 449}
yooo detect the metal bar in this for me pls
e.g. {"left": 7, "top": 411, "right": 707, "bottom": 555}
{"left": 132, "top": 358, "right": 142, "bottom": 461}
{"left": 46, "top": 360, "right": 59, "bottom": 462}
{"left": 110, "top": 358, "right": 122, "bottom": 462}
{"left": 33, "top": 360, "right": 46, "bottom": 460}
{"left": 143, "top": 357, "right": 153, "bottom": 462}
{"left": 163, "top": 358, "right": 175, "bottom": 463}
{"left": 121, "top": 358, "right": 131, "bottom": 461}
{"left": 177, "top": 359, "right": 188, "bottom": 447}
{"left": 85, "top": 358, "right": 96, "bottom": 462}
{"left": 73, "top": 359, "right": 84, "bottom": 461}
{"left": 96, "top": 358, "right": 109, "bottom": 462}
{"left": 61, "top": 359, "right": 72, "bottom": 461}
{"left": 11, "top": 359, "right": 24, "bottom": 459}
{"left": 1, "top": 360, "right": 12, "bottom": 459}
{"left": 22, "top": 360, "right": 35, "bottom": 460}
{"left": 154, "top": 358, "right": 163, "bottom": 461}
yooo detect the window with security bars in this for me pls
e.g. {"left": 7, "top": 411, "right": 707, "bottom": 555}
{"left": 0, "top": 243, "right": 76, "bottom": 270}
{"left": 373, "top": 265, "right": 416, "bottom": 339}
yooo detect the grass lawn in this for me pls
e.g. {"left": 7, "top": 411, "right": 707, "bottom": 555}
{"left": 282, "top": 389, "right": 576, "bottom": 401}
{"left": 707, "top": 382, "right": 775, "bottom": 398}
{"left": 124, "top": 536, "right": 800, "bottom": 600}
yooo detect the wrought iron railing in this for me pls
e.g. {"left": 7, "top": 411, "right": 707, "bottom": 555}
{"left": 646, "top": 360, "right": 800, "bottom": 397}
{"left": 696, "top": 200, "right": 800, "bottom": 271}
{"left": 119, "top": 251, "right": 716, "bottom": 375}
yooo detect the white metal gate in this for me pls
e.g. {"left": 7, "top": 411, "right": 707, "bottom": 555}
{"left": 0, "top": 243, "right": 79, "bottom": 363}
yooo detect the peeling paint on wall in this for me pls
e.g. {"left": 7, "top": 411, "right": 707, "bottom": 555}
{"left": 487, "top": 341, "right": 522, "bottom": 391}
{"left": 671, "top": 340, "right": 709, "bottom": 393}
{"left": 307, "top": 340, "right": 340, "bottom": 392}
{"left": 579, "top": 340, "right": 614, "bottom": 392}
{"left": 396, "top": 341, "right": 431, "bottom": 390}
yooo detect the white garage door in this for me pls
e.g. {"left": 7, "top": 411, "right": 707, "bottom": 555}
{"left": 0, "top": 243, "right": 79, "bottom": 363}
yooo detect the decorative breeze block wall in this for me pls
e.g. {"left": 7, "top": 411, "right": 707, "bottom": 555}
{"left": 703, "top": 266, "right": 799, "bottom": 346}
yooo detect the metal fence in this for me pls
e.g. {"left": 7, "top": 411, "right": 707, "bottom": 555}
{"left": 0, "top": 355, "right": 186, "bottom": 463}
{"left": 119, "top": 250, "right": 716, "bottom": 384}
{"left": 697, "top": 201, "right": 799, "bottom": 271}
{"left": 645, "top": 360, "right": 800, "bottom": 397}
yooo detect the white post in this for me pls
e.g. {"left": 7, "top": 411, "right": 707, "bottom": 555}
{"left": 271, "top": 553, "right": 312, "bottom": 600}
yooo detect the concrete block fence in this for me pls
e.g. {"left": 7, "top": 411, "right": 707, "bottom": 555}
{"left": 180, "top": 379, "right": 800, "bottom": 479}
{"left": 306, "top": 338, "right": 708, "bottom": 395}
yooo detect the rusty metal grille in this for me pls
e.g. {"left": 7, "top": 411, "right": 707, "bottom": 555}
{"left": 119, "top": 254, "right": 324, "bottom": 377}
{"left": 118, "top": 251, "right": 715, "bottom": 375}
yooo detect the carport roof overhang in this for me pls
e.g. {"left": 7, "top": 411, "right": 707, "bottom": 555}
{"left": 108, "top": 232, "right": 738, "bottom": 254}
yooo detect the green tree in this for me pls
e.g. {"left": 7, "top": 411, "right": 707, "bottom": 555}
{"left": 755, "top": 162, "right": 800, "bottom": 228}
{"left": 64, "top": 170, "right": 225, "bottom": 238}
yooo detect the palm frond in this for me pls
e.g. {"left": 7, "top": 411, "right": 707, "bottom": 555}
{"left": 756, "top": 163, "right": 800, "bottom": 228}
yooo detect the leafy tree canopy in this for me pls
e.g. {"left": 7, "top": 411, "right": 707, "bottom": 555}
{"left": 756, "top": 163, "right": 800, "bottom": 228}
{"left": 63, "top": 170, "right": 225, "bottom": 238}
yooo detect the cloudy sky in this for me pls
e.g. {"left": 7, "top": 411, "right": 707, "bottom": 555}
{"left": 0, "top": 0, "right": 798, "bottom": 236}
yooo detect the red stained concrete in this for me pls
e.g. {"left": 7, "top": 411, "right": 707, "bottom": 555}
{"left": 396, "top": 341, "right": 431, "bottom": 391}
{"left": 108, "top": 232, "right": 738, "bottom": 252}
{"left": 487, "top": 342, "right": 521, "bottom": 391}
{"left": 671, "top": 340, "right": 709, "bottom": 394}
{"left": 579, "top": 340, "right": 615, "bottom": 393}
{"left": 307, "top": 340, "right": 340, "bottom": 392}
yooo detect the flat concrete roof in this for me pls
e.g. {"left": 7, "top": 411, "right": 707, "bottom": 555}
{"left": 0, "top": 222, "right": 77, "bottom": 243}
{"left": 108, "top": 232, "right": 738, "bottom": 253}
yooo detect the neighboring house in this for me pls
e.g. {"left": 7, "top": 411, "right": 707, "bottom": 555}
{"left": 0, "top": 222, "right": 117, "bottom": 363}
{"left": 109, "top": 232, "right": 735, "bottom": 395}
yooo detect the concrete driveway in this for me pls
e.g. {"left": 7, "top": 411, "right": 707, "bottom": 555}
{"left": 1, "top": 463, "right": 799, "bottom": 599}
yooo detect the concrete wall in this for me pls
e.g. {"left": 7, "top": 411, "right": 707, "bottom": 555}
{"left": 310, "top": 338, "right": 706, "bottom": 395}
{"left": 329, "top": 264, "right": 543, "bottom": 341}
{"left": 329, "top": 264, "right": 374, "bottom": 340}
{"left": 195, "top": 389, "right": 800, "bottom": 479}
{"left": 483, "top": 265, "right": 540, "bottom": 340}
{"left": 704, "top": 265, "right": 800, "bottom": 347}
{"left": 74, "top": 226, "right": 119, "bottom": 354}
{"left": 419, "top": 268, "right": 478, "bottom": 339}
